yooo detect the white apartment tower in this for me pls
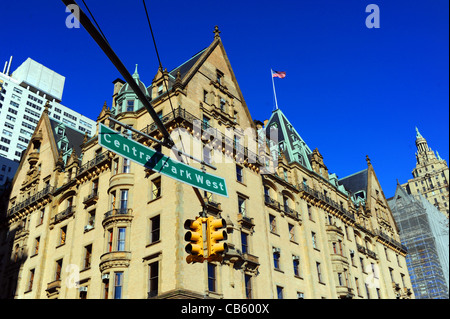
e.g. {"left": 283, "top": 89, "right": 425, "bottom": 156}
{"left": 0, "top": 57, "right": 96, "bottom": 162}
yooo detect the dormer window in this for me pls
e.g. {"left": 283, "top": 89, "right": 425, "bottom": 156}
{"left": 126, "top": 100, "right": 134, "bottom": 112}
{"left": 157, "top": 84, "right": 163, "bottom": 96}
{"left": 57, "top": 127, "right": 64, "bottom": 136}
{"left": 216, "top": 70, "right": 224, "bottom": 84}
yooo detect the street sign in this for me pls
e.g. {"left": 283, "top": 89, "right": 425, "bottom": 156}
{"left": 98, "top": 123, "right": 228, "bottom": 197}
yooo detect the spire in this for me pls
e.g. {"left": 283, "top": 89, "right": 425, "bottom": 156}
{"left": 415, "top": 126, "right": 423, "bottom": 139}
{"left": 132, "top": 64, "right": 140, "bottom": 81}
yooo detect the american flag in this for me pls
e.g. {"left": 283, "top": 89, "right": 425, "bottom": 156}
{"left": 272, "top": 70, "right": 286, "bottom": 78}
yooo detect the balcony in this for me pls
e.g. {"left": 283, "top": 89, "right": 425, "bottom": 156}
{"left": 264, "top": 195, "right": 281, "bottom": 211}
{"left": 77, "top": 150, "right": 110, "bottom": 176}
{"left": 237, "top": 213, "right": 255, "bottom": 231}
{"left": 53, "top": 206, "right": 76, "bottom": 224}
{"left": 102, "top": 208, "right": 133, "bottom": 227}
{"left": 46, "top": 279, "right": 61, "bottom": 297}
{"left": 138, "top": 106, "right": 263, "bottom": 166}
{"left": 375, "top": 230, "right": 408, "bottom": 253}
{"left": 203, "top": 197, "right": 222, "bottom": 215}
{"left": 336, "top": 286, "right": 354, "bottom": 299}
{"left": 7, "top": 185, "right": 55, "bottom": 217}
{"left": 283, "top": 205, "right": 301, "bottom": 222}
{"left": 99, "top": 251, "right": 131, "bottom": 272}
{"left": 298, "top": 183, "right": 355, "bottom": 222}
{"left": 83, "top": 190, "right": 99, "bottom": 206}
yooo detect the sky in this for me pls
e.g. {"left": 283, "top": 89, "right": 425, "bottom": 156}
{"left": 1, "top": 0, "right": 448, "bottom": 198}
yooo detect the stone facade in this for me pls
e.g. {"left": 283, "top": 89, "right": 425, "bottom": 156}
{"left": 0, "top": 28, "right": 413, "bottom": 299}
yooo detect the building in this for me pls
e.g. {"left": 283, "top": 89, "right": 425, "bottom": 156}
{"left": 401, "top": 128, "right": 449, "bottom": 217}
{"left": 0, "top": 27, "right": 414, "bottom": 299}
{"left": 0, "top": 57, "right": 96, "bottom": 163}
{"left": 0, "top": 156, "right": 19, "bottom": 187}
{"left": 388, "top": 184, "right": 449, "bottom": 299}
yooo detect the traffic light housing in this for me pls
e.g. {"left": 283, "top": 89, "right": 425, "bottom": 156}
{"left": 184, "top": 217, "right": 205, "bottom": 263}
{"left": 207, "top": 216, "right": 228, "bottom": 260}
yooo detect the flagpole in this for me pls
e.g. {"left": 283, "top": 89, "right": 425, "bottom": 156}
{"left": 271, "top": 69, "right": 279, "bottom": 110}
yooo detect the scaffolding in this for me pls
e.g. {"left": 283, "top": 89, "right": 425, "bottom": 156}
{"left": 388, "top": 186, "right": 449, "bottom": 299}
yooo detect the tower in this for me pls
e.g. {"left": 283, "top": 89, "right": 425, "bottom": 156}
{"left": 402, "top": 128, "right": 449, "bottom": 217}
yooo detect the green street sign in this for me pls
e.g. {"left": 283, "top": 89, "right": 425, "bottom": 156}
{"left": 98, "top": 123, "right": 228, "bottom": 197}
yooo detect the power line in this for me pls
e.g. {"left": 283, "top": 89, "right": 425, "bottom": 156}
{"left": 142, "top": 0, "right": 188, "bottom": 157}
{"left": 80, "top": 0, "right": 109, "bottom": 45}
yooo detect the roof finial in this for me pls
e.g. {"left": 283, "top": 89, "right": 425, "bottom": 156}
{"left": 415, "top": 126, "right": 423, "bottom": 139}
{"left": 213, "top": 25, "right": 221, "bottom": 39}
{"left": 366, "top": 155, "right": 371, "bottom": 166}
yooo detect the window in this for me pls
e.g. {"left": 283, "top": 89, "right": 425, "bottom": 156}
{"left": 208, "top": 263, "right": 216, "bottom": 292}
{"left": 245, "top": 274, "right": 252, "bottom": 299}
{"left": 123, "top": 158, "right": 130, "bottom": 173}
{"left": 84, "top": 244, "right": 92, "bottom": 269}
{"left": 276, "top": 286, "right": 283, "bottom": 299}
{"left": 241, "top": 231, "right": 248, "bottom": 254}
{"left": 87, "top": 209, "right": 95, "bottom": 228}
{"left": 311, "top": 232, "right": 318, "bottom": 249}
{"left": 149, "top": 215, "right": 160, "bottom": 244}
{"left": 103, "top": 274, "right": 110, "bottom": 299}
{"left": 238, "top": 196, "right": 246, "bottom": 216}
{"left": 236, "top": 165, "right": 243, "bottom": 183}
{"left": 220, "top": 98, "right": 226, "bottom": 111}
{"left": 203, "top": 90, "right": 208, "bottom": 104}
{"left": 148, "top": 261, "right": 159, "bottom": 297}
{"left": 151, "top": 177, "right": 161, "bottom": 200}
{"left": 38, "top": 209, "right": 45, "bottom": 225}
{"left": 28, "top": 269, "right": 35, "bottom": 292}
{"left": 365, "top": 283, "right": 371, "bottom": 299}
{"left": 307, "top": 205, "right": 313, "bottom": 220}
{"left": 55, "top": 259, "right": 63, "bottom": 281}
{"left": 297, "top": 292, "right": 305, "bottom": 299}
{"left": 157, "top": 84, "right": 163, "bottom": 96}
{"left": 126, "top": 100, "right": 134, "bottom": 112}
{"left": 113, "top": 158, "right": 119, "bottom": 175}
{"left": 59, "top": 226, "right": 67, "bottom": 246}
{"left": 216, "top": 70, "right": 224, "bottom": 84}
{"left": 316, "top": 262, "right": 323, "bottom": 283}
{"left": 120, "top": 190, "right": 128, "bottom": 212}
{"left": 293, "top": 256, "right": 300, "bottom": 277}
{"left": 273, "top": 248, "right": 280, "bottom": 270}
{"left": 107, "top": 229, "right": 113, "bottom": 252}
{"left": 269, "top": 214, "right": 277, "bottom": 233}
{"left": 389, "top": 267, "right": 395, "bottom": 282}
{"left": 202, "top": 115, "right": 210, "bottom": 130}
{"left": 34, "top": 237, "right": 40, "bottom": 255}
{"left": 117, "top": 228, "right": 126, "bottom": 251}
{"left": 114, "top": 272, "right": 123, "bottom": 299}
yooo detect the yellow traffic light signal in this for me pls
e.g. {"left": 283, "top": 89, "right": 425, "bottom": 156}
{"left": 184, "top": 217, "right": 205, "bottom": 263}
{"left": 207, "top": 216, "right": 228, "bottom": 260}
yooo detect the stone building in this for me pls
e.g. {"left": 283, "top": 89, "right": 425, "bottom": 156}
{"left": 0, "top": 27, "right": 413, "bottom": 299}
{"left": 402, "top": 128, "right": 449, "bottom": 217}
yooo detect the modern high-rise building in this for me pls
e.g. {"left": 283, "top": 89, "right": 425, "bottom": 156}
{"left": 388, "top": 184, "right": 449, "bottom": 299}
{"left": 0, "top": 57, "right": 96, "bottom": 163}
{"left": 401, "top": 128, "right": 449, "bottom": 218}
{"left": 0, "top": 28, "right": 414, "bottom": 299}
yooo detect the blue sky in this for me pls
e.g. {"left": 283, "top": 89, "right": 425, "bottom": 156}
{"left": 1, "top": 0, "right": 448, "bottom": 198}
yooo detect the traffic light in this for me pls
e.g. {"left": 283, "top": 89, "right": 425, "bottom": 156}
{"left": 206, "top": 216, "right": 228, "bottom": 260}
{"left": 184, "top": 217, "right": 205, "bottom": 263}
